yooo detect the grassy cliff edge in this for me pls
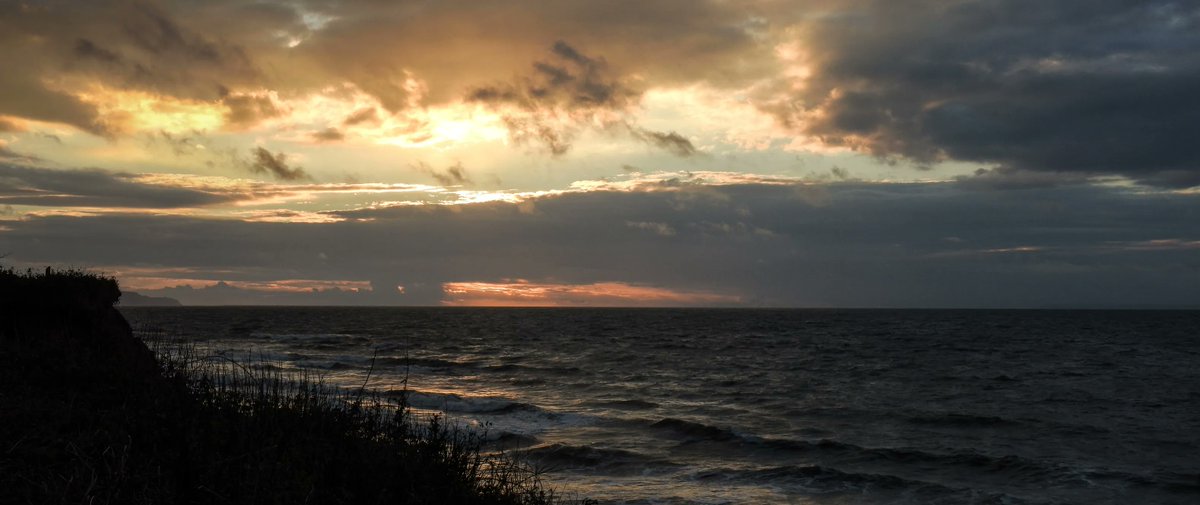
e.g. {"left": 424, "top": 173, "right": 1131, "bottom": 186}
{"left": 0, "top": 267, "right": 578, "bottom": 505}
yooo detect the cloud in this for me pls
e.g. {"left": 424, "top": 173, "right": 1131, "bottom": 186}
{"left": 0, "top": 117, "right": 23, "bottom": 132}
{"left": 467, "top": 41, "right": 639, "bottom": 155}
{"left": 443, "top": 280, "right": 739, "bottom": 307}
{"left": 629, "top": 127, "right": 698, "bottom": 157}
{"left": 75, "top": 2, "right": 260, "bottom": 99}
{"left": 222, "top": 91, "right": 283, "bottom": 128}
{"left": 342, "top": 107, "right": 378, "bottom": 126}
{"left": 0, "top": 143, "right": 40, "bottom": 163}
{"left": 0, "top": 162, "right": 512, "bottom": 212}
{"left": 626, "top": 221, "right": 676, "bottom": 236}
{"left": 466, "top": 42, "right": 703, "bottom": 157}
{"left": 1, "top": 0, "right": 771, "bottom": 145}
{"left": 955, "top": 167, "right": 1095, "bottom": 191}
{"left": 245, "top": 147, "right": 310, "bottom": 181}
{"left": 149, "top": 130, "right": 207, "bottom": 156}
{"left": 774, "top": 0, "right": 1200, "bottom": 186}
{"left": 0, "top": 67, "right": 109, "bottom": 136}
{"left": 311, "top": 127, "right": 345, "bottom": 142}
{"left": 74, "top": 38, "right": 122, "bottom": 64}
{"left": 413, "top": 161, "right": 471, "bottom": 187}
{"left": 0, "top": 163, "right": 237, "bottom": 208}
{"left": 0, "top": 0, "right": 261, "bottom": 135}
{"left": 4, "top": 180, "right": 1198, "bottom": 307}
{"left": 296, "top": 0, "right": 768, "bottom": 110}
{"left": 134, "top": 281, "right": 383, "bottom": 306}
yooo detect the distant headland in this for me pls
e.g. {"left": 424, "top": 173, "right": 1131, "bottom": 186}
{"left": 120, "top": 291, "right": 183, "bottom": 306}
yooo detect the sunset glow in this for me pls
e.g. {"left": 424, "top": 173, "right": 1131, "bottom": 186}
{"left": 73, "top": 85, "right": 226, "bottom": 135}
{"left": 443, "top": 281, "right": 742, "bottom": 307}
{"left": 1, "top": 0, "right": 1196, "bottom": 307}
{"left": 120, "top": 276, "right": 371, "bottom": 293}
{"left": 6, "top": 5, "right": 1197, "bottom": 505}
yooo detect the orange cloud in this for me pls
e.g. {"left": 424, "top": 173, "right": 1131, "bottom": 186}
{"left": 442, "top": 280, "right": 740, "bottom": 307}
{"left": 120, "top": 275, "right": 371, "bottom": 293}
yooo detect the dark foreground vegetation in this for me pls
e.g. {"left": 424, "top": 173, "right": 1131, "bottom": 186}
{"left": 0, "top": 267, "right": 576, "bottom": 505}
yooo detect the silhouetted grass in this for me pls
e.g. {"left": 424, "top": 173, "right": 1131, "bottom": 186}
{"left": 0, "top": 267, "right": 588, "bottom": 505}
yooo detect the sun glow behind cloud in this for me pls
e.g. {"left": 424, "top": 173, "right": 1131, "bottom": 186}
{"left": 71, "top": 85, "right": 226, "bottom": 135}
{"left": 230, "top": 83, "right": 513, "bottom": 149}
{"left": 3, "top": 0, "right": 1198, "bottom": 309}
{"left": 372, "top": 105, "right": 509, "bottom": 149}
{"left": 55, "top": 77, "right": 512, "bottom": 153}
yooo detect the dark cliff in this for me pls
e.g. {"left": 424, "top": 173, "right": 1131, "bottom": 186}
{"left": 0, "top": 267, "right": 574, "bottom": 505}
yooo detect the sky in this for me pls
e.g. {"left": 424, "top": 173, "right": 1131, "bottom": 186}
{"left": 1, "top": 0, "right": 1198, "bottom": 307}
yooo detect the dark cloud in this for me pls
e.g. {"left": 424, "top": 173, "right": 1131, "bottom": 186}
{"left": 222, "top": 92, "right": 282, "bottom": 128}
{"left": 150, "top": 131, "right": 205, "bottom": 156}
{"left": 73, "top": 38, "right": 122, "bottom": 64}
{"left": 0, "top": 0, "right": 261, "bottom": 135}
{"left": 468, "top": 41, "right": 640, "bottom": 155}
{"left": 629, "top": 128, "right": 698, "bottom": 157}
{"left": 955, "top": 167, "right": 1095, "bottom": 191}
{"left": 516, "top": 41, "right": 630, "bottom": 109}
{"left": 413, "top": 161, "right": 471, "bottom": 186}
{"left": 342, "top": 108, "right": 378, "bottom": 126}
{"left": 468, "top": 42, "right": 705, "bottom": 157}
{"left": 0, "top": 163, "right": 235, "bottom": 208}
{"left": 1, "top": 0, "right": 773, "bottom": 141}
{"left": 495, "top": 115, "right": 573, "bottom": 156}
{"left": 5, "top": 180, "right": 1197, "bottom": 307}
{"left": 246, "top": 147, "right": 310, "bottom": 181}
{"left": 138, "top": 282, "right": 382, "bottom": 306}
{"left": 107, "top": 2, "right": 258, "bottom": 98}
{"left": 0, "top": 143, "right": 39, "bottom": 163}
{"left": 311, "top": 127, "right": 345, "bottom": 142}
{"left": 297, "top": 0, "right": 768, "bottom": 111}
{"left": 778, "top": 0, "right": 1200, "bottom": 187}
{"left": 123, "top": 3, "right": 220, "bottom": 61}
{"left": 0, "top": 59, "right": 110, "bottom": 136}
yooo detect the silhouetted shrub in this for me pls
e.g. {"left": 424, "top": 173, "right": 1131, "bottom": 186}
{"left": 0, "top": 267, "right": 587, "bottom": 505}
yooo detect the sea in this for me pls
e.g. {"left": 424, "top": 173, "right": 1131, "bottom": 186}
{"left": 119, "top": 307, "right": 1200, "bottom": 505}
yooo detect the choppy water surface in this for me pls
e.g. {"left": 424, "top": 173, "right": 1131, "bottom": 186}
{"left": 121, "top": 308, "right": 1200, "bottom": 504}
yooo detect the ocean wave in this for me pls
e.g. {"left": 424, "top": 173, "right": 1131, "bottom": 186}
{"left": 649, "top": 416, "right": 1197, "bottom": 496}
{"left": 694, "top": 465, "right": 1054, "bottom": 504}
{"left": 484, "top": 363, "right": 582, "bottom": 375}
{"left": 647, "top": 418, "right": 1070, "bottom": 484}
{"left": 509, "top": 378, "right": 547, "bottom": 386}
{"left": 251, "top": 332, "right": 367, "bottom": 344}
{"left": 905, "top": 412, "right": 1022, "bottom": 428}
{"left": 521, "top": 443, "right": 679, "bottom": 475}
{"left": 485, "top": 432, "right": 540, "bottom": 451}
{"left": 583, "top": 399, "right": 660, "bottom": 410}
{"left": 374, "top": 356, "right": 478, "bottom": 370}
{"left": 394, "top": 390, "right": 547, "bottom": 415}
{"left": 287, "top": 359, "right": 360, "bottom": 371}
{"left": 696, "top": 464, "right": 955, "bottom": 493}
{"left": 761, "top": 438, "right": 1066, "bottom": 482}
{"left": 1081, "top": 468, "right": 1200, "bottom": 494}
{"left": 650, "top": 418, "right": 740, "bottom": 442}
